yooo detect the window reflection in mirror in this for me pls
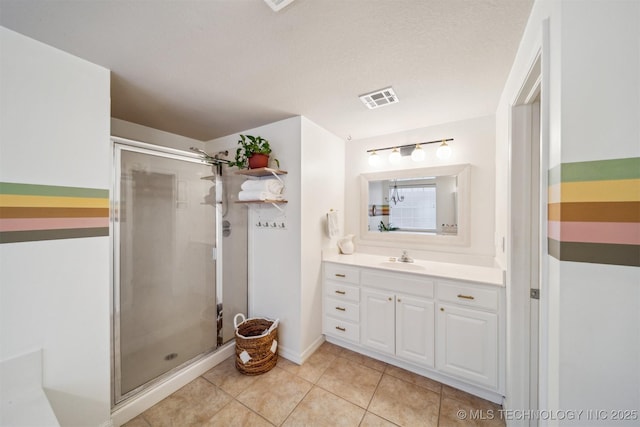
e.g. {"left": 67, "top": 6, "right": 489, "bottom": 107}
{"left": 368, "top": 176, "right": 457, "bottom": 235}
{"left": 360, "top": 164, "right": 470, "bottom": 246}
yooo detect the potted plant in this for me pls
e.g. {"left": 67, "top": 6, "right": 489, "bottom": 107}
{"left": 228, "top": 134, "right": 272, "bottom": 169}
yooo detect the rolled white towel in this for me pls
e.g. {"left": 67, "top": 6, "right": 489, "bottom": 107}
{"left": 241, "top": 179, "right": 284, "bottom": 194}
{"left": 238, "top": 190, "right": 284, "bottom": 201}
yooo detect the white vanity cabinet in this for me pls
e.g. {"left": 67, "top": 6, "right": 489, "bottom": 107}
{"left": 360, "top": 269, "right": 435, "bottom": 367}
{"left": 436, "top": 281, "right": 500, "bottom": 389}
{"left": 322, "top": 259, "right": 505, "bottom": 402}
{"left": 323, "top": 264, "right": 361, "bottom": 343}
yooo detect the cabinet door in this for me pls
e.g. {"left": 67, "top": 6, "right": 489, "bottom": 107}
{"left": 396, "top": 295, "right": 435, "bottom": 367}
{"left": 361, "top": 288, "right": 395, "bottom": 355}
{"left": 436, "top": 303, "right": 498, "bottom": 389}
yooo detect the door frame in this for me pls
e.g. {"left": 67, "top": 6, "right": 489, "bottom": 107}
{"left": 506, "top": 19, "right": 550, "bottom": 422}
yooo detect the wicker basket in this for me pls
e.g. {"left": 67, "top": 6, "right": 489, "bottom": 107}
{"left": 234, "top": 313, "right": 279, "bottom": 375}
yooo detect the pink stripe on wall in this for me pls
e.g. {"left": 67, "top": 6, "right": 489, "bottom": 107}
{"left": 0, "top": 217, "right": 109, "bottom": 232}
{"left": 549, "top": 221, "right": 640, "bottom": 245}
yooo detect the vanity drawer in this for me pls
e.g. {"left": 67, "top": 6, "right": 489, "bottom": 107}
{"left": 361, "top": 268, "right": 434, "bottom": 298}
{"left": 325, "top": 282, "right": 360, "bottom": 303}
{"left": 324, "top": 263, "right": 360, "bottom": 284}
{"left": 324, "top": 298, "right": 359, "bottom": 322}
{"left": 323, "top": 317, "right": 359, "bottom": 343}
{"left": 438, "top": 282, "right": 499, "bottom": 311}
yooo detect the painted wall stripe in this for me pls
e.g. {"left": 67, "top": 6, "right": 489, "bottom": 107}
{"left": 548, "top": 157, "right": 640, "bottom": 267}
{"left": 0, "top": 227, "right": 109, "bottom": 244}
{"left": 559, "top": 179, "right": 640, "bottom": 202}
{"left": 548, "top": 221, "right": 640, "bottom": 245}
{"left": 0, "top": 182, "right": 109, "bottom": 243}
{"left": 0, "top": 194, "right": 109, "bottom": 208}
{"left": 548, "top": 202, "right": 640, "bottom": 222}
{"left": 0, "top": 207, "right": 109, "bottom": 219}
{"left": 0, "top": 217, "right": 109, "bottom": 232}
{"left": 561, "top": 158, "right": 640, "bottom": 182}
{"left": 0, "top": 182, "right": 108, "bottom": 198}
{"left": 548, "top": 238, "right": 640, "bottom": 267}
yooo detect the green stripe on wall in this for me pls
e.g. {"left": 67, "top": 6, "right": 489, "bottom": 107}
{"left": 561, "top": 158, "right": 640, "bottom": 182}
{"left": 0, "top": 182, "right": 109, "bottom": 199}
{"left": 0, "top": 227, "right": 109, "bottom": 243}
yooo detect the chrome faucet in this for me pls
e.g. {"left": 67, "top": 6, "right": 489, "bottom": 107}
{"left": 399, "top": 250, "right": 414, "bottom": 263}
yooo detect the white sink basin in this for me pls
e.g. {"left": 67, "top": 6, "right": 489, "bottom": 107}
{"left": 378, "top": 261, "right": 426, "bottom": 271}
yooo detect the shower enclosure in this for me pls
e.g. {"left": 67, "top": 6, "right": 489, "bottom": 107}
{"left": 112, "top": 139, "right": 247, "bottom": 404}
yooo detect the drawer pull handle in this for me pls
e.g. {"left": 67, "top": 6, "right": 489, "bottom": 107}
{"left": 335, "top": 290, "right": 346, "bottom": 295}
{"left": 335, "top": 273, "right": 346, "bottom": 278}
{"left": 335, "top": 326, "right": 346, "bottom": 331}
{"left": 335, "top": 306, "right": 346, "bottom": 311}
{"left": 457, "top": 294, "right": 475, "bottom": 300}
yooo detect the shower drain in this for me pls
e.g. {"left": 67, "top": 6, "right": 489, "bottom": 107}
{"left": 164, "top": 353, "right": 178, "bottom": 361}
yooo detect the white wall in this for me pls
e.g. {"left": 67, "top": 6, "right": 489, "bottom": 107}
{"left": 208, "top": 117, "right": 304, "bottom": 359}
{"left": 300, "top": 117, "right": 345, "bottom": 354}
{"left": 207, "top": 116, "right": 345, "bottom": 361}
{"left": 345, "top": 115, "right": 496, "bottom": 265}
{"left": 496, "top": 1, "right": 640, "bottom": 423}
{"left": 0, "top": 27, "right": 111, "bottom": 426}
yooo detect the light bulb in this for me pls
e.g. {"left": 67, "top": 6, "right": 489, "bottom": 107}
{"left": 436, "top": 141, "right": 452, "bottom": 160}
{"left": 368, "top": 151, "right": 381, "bottom": 166}
{"left": 389, "top": 148, "right": 402, "bottom": 164}
{"left": 411, "top": 144, "right": 425, "bottom": 162}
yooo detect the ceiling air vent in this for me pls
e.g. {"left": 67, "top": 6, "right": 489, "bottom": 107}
{"left": 264, "top": 0, "right": 296, "bottom": 12}
{"left": 359, "top": 87, "right": 399, "bottom": 109}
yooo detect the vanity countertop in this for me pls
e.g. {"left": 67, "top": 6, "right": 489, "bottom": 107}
{"left": 323, "top": 252, "right": 504, "bottom": 287}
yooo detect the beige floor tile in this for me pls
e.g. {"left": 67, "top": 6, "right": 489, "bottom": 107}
{"left": 316, "top": 357, "right": 382, "bottom": 408}
{"left": 368, "top": 374, "right": 440, "bottom": 427}
{"left": 442, "top": 385, "right": 501, "bottom": 411}
{"left": 202, "top": 355, "right": 259, "bottom": 397}
{"left": 336, "top": 348, "right": 387, "bottom": 372}
{"left": 202, "top": 400, "right": 274, "bottom": 427}
{"left": 122, "top": 415, "right": 150, "bottom": 427}
{"left": 142, "top": 377, "right": 232, "bottom": 427}
{"left": 315, "top": 341, "right": 343, "bottom": 356}
{"left": 278, "top": 350, "right": 336, "bottom": 383}
{"left": 439, "top": 396, "right": 505, "bottom": 427}
{"left": 384, "top": 365, "right": 442, "bottom": 394}
{"left": 360, "top": 412, "right": 399, "bottom": 427}
{"left": 236, "top": 367, "right": 313, "bottom": 425}
{"left": 282, "top": 386, "right": 365, "bottom": 427}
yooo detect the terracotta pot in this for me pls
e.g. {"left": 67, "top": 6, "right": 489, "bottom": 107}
{"left": 248, "top": 153, "right": 269, "bottom": 169}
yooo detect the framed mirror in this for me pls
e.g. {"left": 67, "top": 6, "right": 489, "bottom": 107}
{"left": 360, "top": 164, "right": 470, "bottom": 246}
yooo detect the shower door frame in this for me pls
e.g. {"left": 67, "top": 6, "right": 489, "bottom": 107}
{"left": 111, "top": 137, "right": 222, "bottom": 406}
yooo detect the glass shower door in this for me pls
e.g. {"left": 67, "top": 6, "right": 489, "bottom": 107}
{"left": 114, "top": 144, "right": 219, "bottom": 402}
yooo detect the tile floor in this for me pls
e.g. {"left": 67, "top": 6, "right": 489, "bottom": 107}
{"left": 124, "top": 342, "right": 505, "bottom": 427}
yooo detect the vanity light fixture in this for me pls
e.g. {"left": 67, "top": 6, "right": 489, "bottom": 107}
{"left": 366, "top": 138, "right": 453, "bottom": 166}
{"left": 388, "top": 148, "right": 402, "bottom": 164}
{"left": 436, "top": 141, "right": 452, "bottom": 160}
{"left": 368, "top": 150, "right": 382, "bottom": 166}
{"left": 410, "top": 144, "right": 425, "bottom": 162}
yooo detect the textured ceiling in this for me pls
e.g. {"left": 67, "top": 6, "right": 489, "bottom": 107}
{"left": 0, "top": 0, "right": 533, "bottom": 142}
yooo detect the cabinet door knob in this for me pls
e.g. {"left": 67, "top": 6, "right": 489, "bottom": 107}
{"left": 440, "top": 307, "right": 444, "bottom": 311}
{"left": 335, "top": 306, "right": 346, "bottom": 311}
{"left": 335, "top": 273, "right": 346, "bottom": 278}
{"left": 388, "top": 297, "right": 392, "bottom": 301}
{"left": 335, "top": 326, "right": 346, "bottom": 331}
{"left": 397, "top": 298, "right": 402, "bottom": 303}
{"left": 335, "top": 290, "right": 346, "bottom": 295}
{"left": 457, "top": 294, "right": 475, "bottom": 300}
